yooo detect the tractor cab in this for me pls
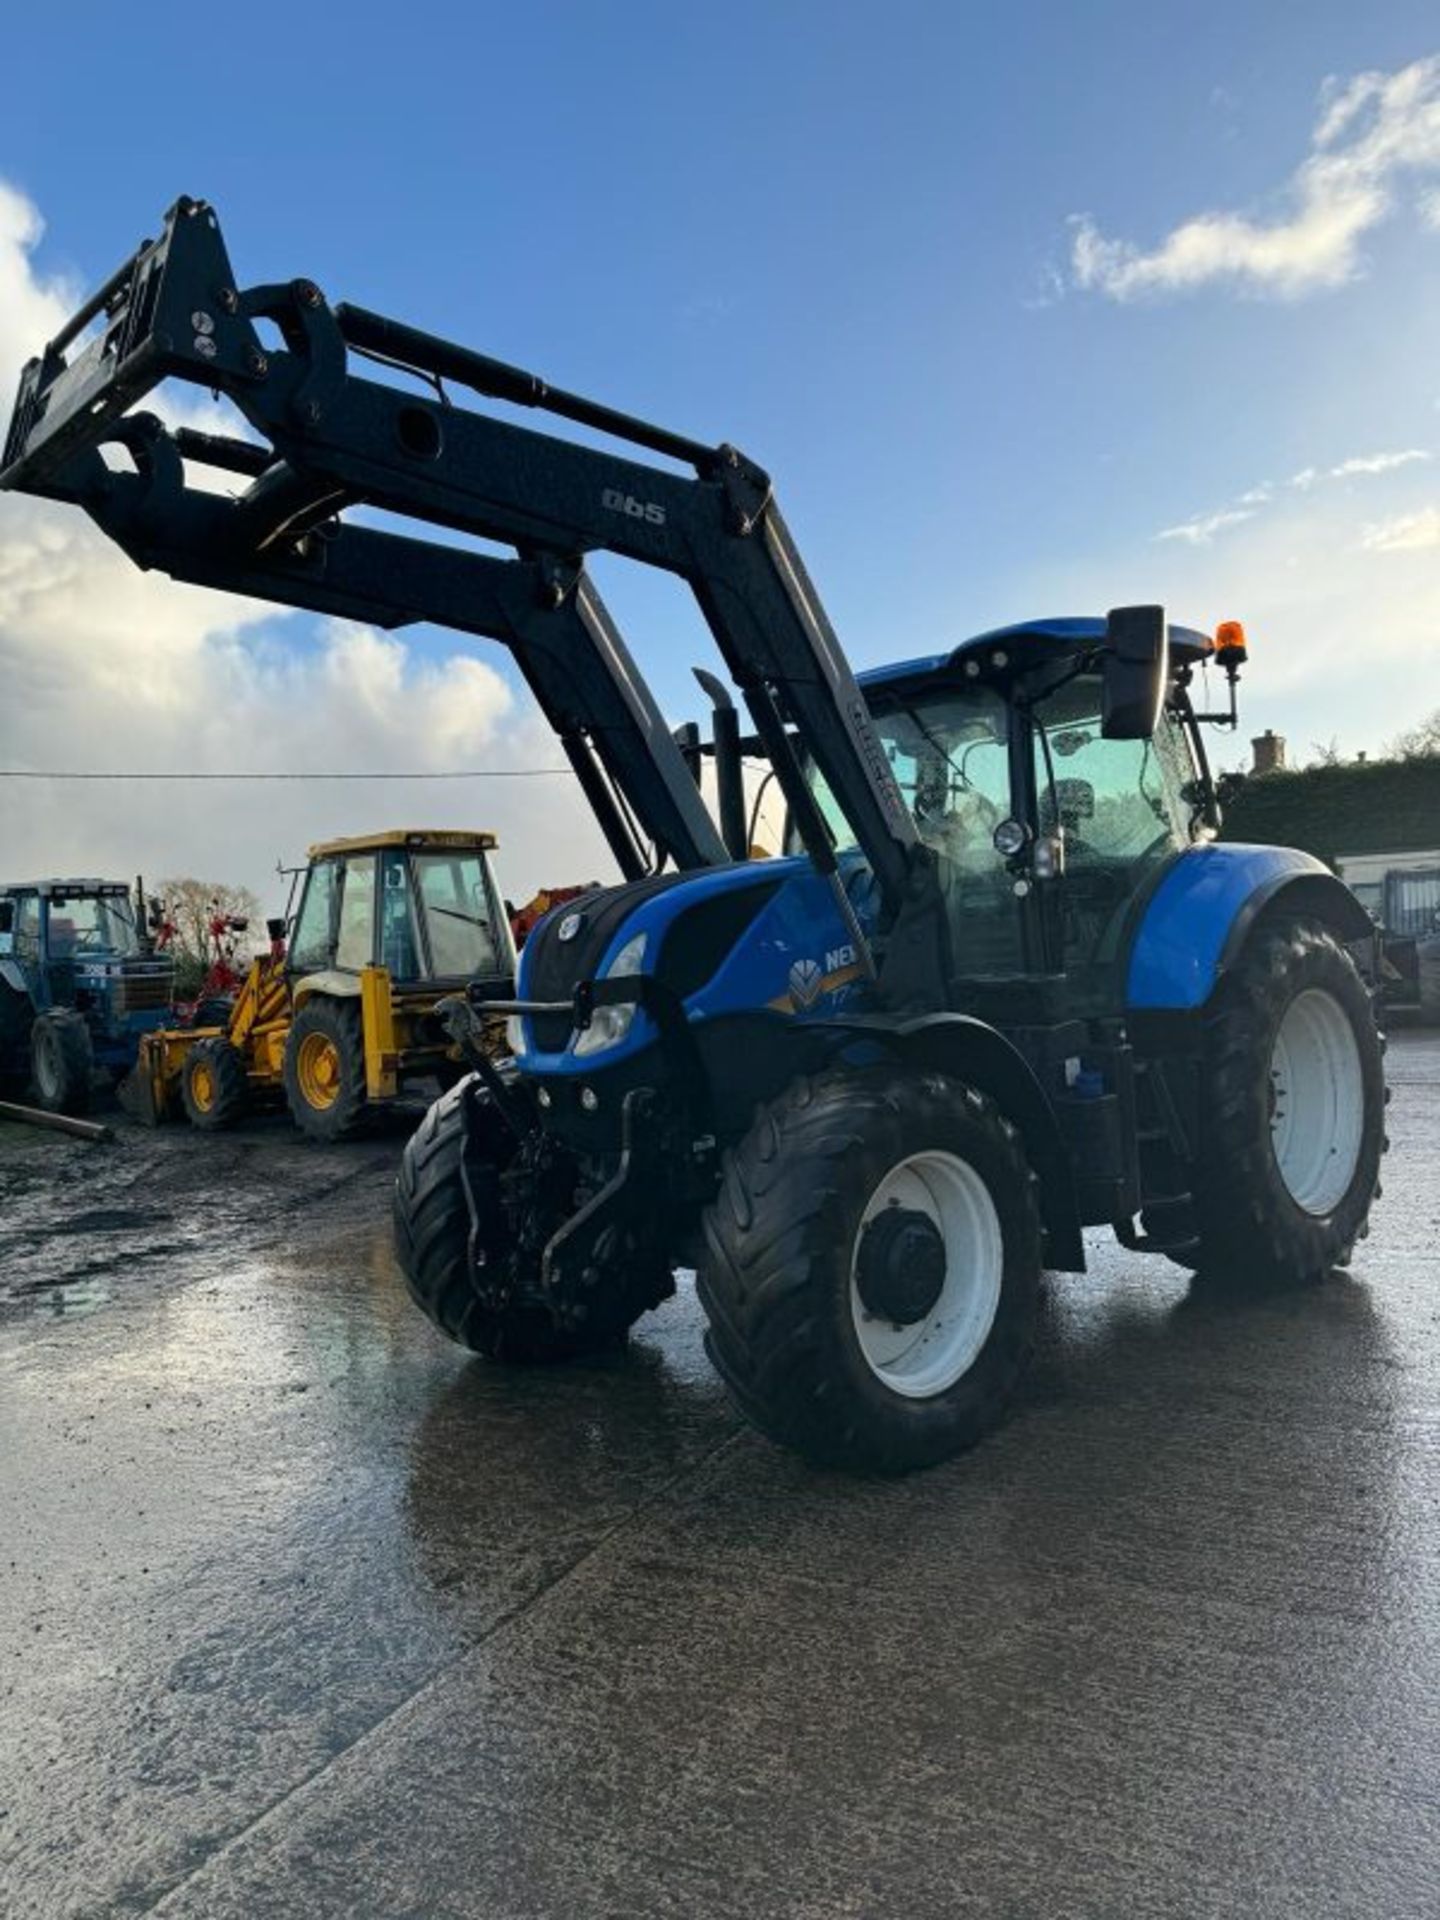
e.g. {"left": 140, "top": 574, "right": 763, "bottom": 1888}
{"left": 808, "top": 617, "right": 1223, "bottom": 1019}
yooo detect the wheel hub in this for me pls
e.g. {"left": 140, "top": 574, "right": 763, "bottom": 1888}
{"left": 856, "top": 1206, "right": 947, "bottom": 1326}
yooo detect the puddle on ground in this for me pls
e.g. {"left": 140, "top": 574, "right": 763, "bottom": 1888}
{"left": 39, "top": 1279, "right": 112, "bottom": 1319}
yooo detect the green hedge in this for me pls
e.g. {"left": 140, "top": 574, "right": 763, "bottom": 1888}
{"left": 1220, "top": 756, "right": 1440, "bottom": 864}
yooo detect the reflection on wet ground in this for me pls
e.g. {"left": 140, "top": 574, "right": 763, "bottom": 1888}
{"left": 1, "top": 1039, "right": 1437, "bottom": 1918}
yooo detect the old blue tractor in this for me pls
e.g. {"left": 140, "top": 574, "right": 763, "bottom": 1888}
{"left": 1, "top": 200, "right": 1385, "bottom": 1467}
{"left": 0, "top": 879, "right": 174, "bottom": 1113}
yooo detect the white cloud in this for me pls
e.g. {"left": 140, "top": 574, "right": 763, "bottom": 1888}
{"left": 1071, "top": 55, "right": 1440, "bottom": 300}
{"left": 0, "top": 180, "right": 615, "bottom": 914}
{"left": 1007, "top": 481, "right": 1440, "bottom": 766}
{"left": 1156, "top": 507, "right": 1257, "bottom": 545}
{"left": 1161, "top": 447, "right": 1433, "bottom": 542}
{"left": 1326, "top": 448, "right": 1430, "bottom": 478}
{"left": 1360, "top": 505, "right": 1440, "bottom": 550}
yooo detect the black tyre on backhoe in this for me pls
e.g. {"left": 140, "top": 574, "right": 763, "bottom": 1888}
{"left": 181, "top": 1036, "right": 249, "bottom": 1131}
{"left": 29, "top": 1009, "right": 94, "bottom": 1116}
{"left": 1178, "top": 919, "right": 1385, "bottom": 1285}
{"left": 283, "top": 997, "right": 368, "bottom": 1142}
{"left": 698, "top": 1066, "right": 1044, "bottom": 1474}
{"left": 394, "top": 1077, "right": 663, "bottom": 1362}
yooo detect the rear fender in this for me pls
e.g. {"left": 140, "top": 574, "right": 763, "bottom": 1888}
{"left": 822, "top": 1012, "right": 1085, "bottom": 1272}
{"left": 1216, "top": 871, "right": 1376, "bottom": 981}
{"left": 1127, "top": 845, "right": 1374, "bottom": 1012}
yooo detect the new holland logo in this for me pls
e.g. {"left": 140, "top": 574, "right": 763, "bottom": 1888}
{"left": 788, "top": 957, "right": 824, "bottom": 1010}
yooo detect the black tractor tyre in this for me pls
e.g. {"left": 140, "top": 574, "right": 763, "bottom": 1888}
{"left": 393, "top": 1079, "right": 663, "bottom": 1362}
{"left": 181, "top": 1036, "right": 249, "bottom": 1131}
{"left": 698, "top": 1067, "right": 1044, "bottom": 1474}
{"left": 1184, "top": 919, "right": 1385, "bottom": 1286}
{"left": 29, "top": 1009, "right": 94, "bottom": 1116}
{"left": 283, "top": 997, "right": 368, "bottom": 1142}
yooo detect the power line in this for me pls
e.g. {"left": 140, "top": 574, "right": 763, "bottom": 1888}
{"left": 0, "top": 767, "right": 575, "bottom": 782}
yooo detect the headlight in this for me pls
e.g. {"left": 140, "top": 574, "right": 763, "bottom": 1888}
{"left": 572, "top": 933, "right": 647, "bottom": 1058}
{"left": 505, "top": 1013, "right": 527, "bottom": 1056}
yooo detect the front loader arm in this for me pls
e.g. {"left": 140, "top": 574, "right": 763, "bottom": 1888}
{"left": 2, "top": 195, "right": 922, "bottom": 936}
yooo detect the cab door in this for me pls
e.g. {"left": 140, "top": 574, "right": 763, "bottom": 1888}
{"left": 1029, "top": 674, "right": 1195, "bottom": 1010}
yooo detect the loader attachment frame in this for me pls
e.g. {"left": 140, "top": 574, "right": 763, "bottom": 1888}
{"left": 2, "top": 197, "right": 926, "bottom": 962}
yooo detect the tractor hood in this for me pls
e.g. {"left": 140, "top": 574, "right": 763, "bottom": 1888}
{"left": 514, "top": 855, "right": 882, "bottom": 1074}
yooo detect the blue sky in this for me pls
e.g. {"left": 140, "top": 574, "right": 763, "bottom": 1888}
{"left": 1, "top": 4, "right": 1438, "bottom": 901}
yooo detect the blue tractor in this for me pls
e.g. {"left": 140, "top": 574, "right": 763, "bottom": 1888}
{"left": 1, "top": 200, "right": 1385, "bottom": 1468}
{"left": 0, "top": 878, "right": 175, "bottom": 1113}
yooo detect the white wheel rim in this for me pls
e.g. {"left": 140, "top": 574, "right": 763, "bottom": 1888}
{"left": 1268, "top": 987, "right": 1364, "bottom": 1215}
{"left": 849, "top": 1149, "right": 1003, "bottom": 1399}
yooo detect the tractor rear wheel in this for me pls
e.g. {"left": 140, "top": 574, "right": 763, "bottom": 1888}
{"left": 283, "top": 997, "right": 368, "bottom": 1142}
{"left": 394, "top": 1078, "right": 663, "bottom": 1361}
{"left": 181, "top": 1036, "right": 248, "bottom": 1131}
{"left": 29, "top": 1009, "right": 94, "bottom": 1116}
{"left": 1185, "top": 920, "right": 1385, "bottom": 1285}
{"left": 699, "top": 1067, "right": 1043, "bottom": 1473}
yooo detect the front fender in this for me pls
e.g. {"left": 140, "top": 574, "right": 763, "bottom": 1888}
{"left": 1126, "top": 844, "right": 1372, "bottom": 1011}
{"left": 290, "top": 969, "right": 362, "bottom": 1005}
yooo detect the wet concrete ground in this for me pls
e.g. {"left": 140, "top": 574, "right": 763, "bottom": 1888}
{"left": 1, "top": 1039, "right": 1437, "bottom": 1919}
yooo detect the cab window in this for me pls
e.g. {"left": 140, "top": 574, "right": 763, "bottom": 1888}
{"left": 335, "top": 856, "right": 378, "bottom": 971}
{"left": 290, "top": 860, "right": 339, "bottom": 972}
{"left": 1031, "top": 677, "right": 1192, "bottom": 870}
{"left": 14, "top": 895, "right": 41, "bottom": 963}
{"left": 805, "top": 686, "right": 1023, "bottom": 977}
{"left": 45, "top": 893, "right": 139, "bottom": 956}
{"left": 414, "top": 851, "right": 503, "bottom": 979}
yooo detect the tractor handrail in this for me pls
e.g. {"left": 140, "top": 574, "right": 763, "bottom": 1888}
{"left": 1, "top": 196, "right": 920, "bottom": 941}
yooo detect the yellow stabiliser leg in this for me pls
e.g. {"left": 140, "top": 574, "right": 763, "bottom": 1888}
{"left": 118, "top": 1030, "right": 189, "bottom": 1125}
{"left": 361, "top": 966, "right": 399, "bottom": 1103}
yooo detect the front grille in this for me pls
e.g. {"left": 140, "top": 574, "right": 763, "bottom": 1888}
{"left": 115, "top": 962, "right": 175, "bottom": 1014}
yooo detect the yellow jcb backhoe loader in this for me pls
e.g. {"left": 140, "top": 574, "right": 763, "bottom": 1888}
{"left": 127, "top": 830, "right": 515, "bottom": 1141}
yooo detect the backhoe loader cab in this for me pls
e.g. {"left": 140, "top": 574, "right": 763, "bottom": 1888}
{"left": 289, "top": 831, "right": 511, "bottom": 991}
{"left": 2, "top": 198, "right": 1386, "bottom": 1471}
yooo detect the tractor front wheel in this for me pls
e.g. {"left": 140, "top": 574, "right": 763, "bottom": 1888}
{"left": 29, "top": 1010, "right": 94, "bottom": 1116}
{"left": 182, "top": 1036, "right": 249, "bottom": 1131}
{"left": 699, "top": 1067, "right": 1043, "bottom": 1473}
{"left": 1185, "top": 919, "right": 1385, "bottom": 1284}
{"left": 394, "top": 1078, "right": 664, "bottom": 1361}
{"left": 283, "top": 998, "right": 368, "bottom": 1142}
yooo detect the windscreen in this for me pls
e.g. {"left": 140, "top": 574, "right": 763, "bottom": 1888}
{"left": 46, "top": 892, "right": 140, "bottom": 956}
{"left": 413, "top": 852, "right": 504, "bottom": 979}
{"left": 803, "top": 685, "right": 1013, "bottom": 861}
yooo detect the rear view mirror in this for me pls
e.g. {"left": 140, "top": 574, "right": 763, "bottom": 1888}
{"left": 1102, "top": 605, "right": 1168, "bottom": 740}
